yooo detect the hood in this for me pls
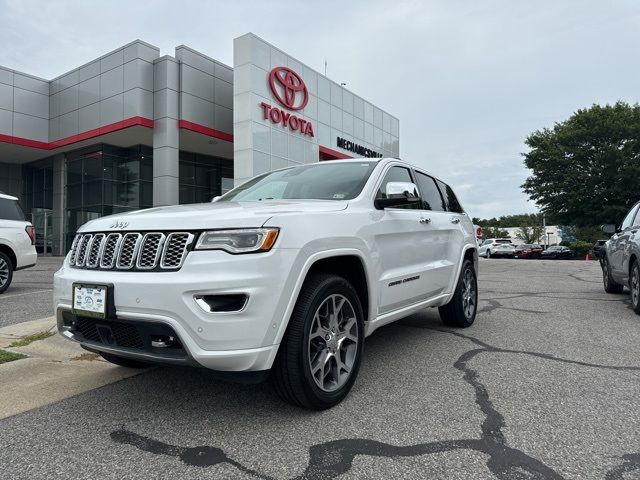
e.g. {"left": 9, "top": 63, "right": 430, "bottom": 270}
{"left": 79, "top": 200, "right": 349, "bottom": 232}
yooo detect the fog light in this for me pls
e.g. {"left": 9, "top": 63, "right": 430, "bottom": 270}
{"left": 151, "top": 335, "right": 176, "bottom": 348}
{"left": 194, "top": 294, "right": 248, "bottom": 313}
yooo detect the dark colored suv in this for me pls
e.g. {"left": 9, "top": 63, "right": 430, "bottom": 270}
{"left": 601, "top": 201, "right": 640, "bottom": 314}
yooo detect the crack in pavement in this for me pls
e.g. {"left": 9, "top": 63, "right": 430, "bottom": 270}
{"left": 478, "top": 298, "right": 547, "bottom": 315}
{"left": 110, "top": 325, "right": 640, "bottom": 479}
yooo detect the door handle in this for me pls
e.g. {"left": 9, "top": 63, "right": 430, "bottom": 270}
{"left": 450, "top": 217, "right": 460, "bottom": 224}
{"left": 419, "top": 217, "right": 431, "bottom": 224}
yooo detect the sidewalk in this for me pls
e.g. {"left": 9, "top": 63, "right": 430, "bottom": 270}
{"left": 0, "top": 317, "right": 146, "bottom": 419}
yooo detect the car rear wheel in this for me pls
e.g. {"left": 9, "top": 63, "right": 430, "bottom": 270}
{"left": 439, "top": 260, "right": 477, "bottom": 328}
{"left": 99, "top": 352, "right": 150, "bottom": 368}
{"left": 272, "top": 274, "right": 364, "bottom": 410}
{"left": 630, "top": 260, "right": 640, "bottom": 314}
{"left": 602, "top": 255, "right": 624, "bottom": 294}
{"left": 0, "top": 252, "right": 13, "bottom": 294}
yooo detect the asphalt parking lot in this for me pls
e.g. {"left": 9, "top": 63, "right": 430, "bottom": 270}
{"left": 2, "top": 258, "right": 640, "bottom": 479}
{"left": 0, "top": 257, "right": 62, "bottom": 327}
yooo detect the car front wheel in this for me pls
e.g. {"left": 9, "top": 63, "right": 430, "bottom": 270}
{"left": 0, "top": 252, "right": 13, "bottom": 294}
{"left": 602, "top": 255, "right": 624, "bottom": 294}
{"left": 439, "top": 259, "right": 477, "bottom": 328}
{"left": 272, "top": 274, "right": 364, "bottom": 410}
{"left": 486, "top": 249, "right": 491, "bottom": 259}
{"left": 630, "top": 260, "right": 640, "bottom": 314}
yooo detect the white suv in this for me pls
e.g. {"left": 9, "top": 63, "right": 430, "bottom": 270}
{"left": 0, "top": 193, "right": 37, "bottom": 293}
{"left": 54, "top": 159, "right": 478, "bottom": 409}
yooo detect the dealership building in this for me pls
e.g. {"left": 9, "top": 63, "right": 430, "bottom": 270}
{"left": 0, "top": 33, "right": 399, "bottom": 254}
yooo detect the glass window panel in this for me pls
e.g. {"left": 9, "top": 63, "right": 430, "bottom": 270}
{"left": 83, "top": 180, "right": 102, "bottom": 206}
{"left": 67, "top": 159, "right": 82, "bottom": 185}
{"left": 140, "top": 182, "right": 152, "bottom": 207}
{"left": 67, "top": 184, "right": 82, "bottom": 208}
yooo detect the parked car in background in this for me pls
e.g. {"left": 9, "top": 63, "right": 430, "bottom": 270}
{"left": 478, "top": 238, "right": 514, "bottom": 258}
{"left": 601, "top": 201, "right": 640, "bottom": 314}
{"left": 54, "top": 159, "right": 479, "bottom": 409}
{"left": 541, "top": 246, "right": 572, "bottom": 259}
{"left": 514, "top": 243, "right": 543, "bottom": 259}
{"left": 593, "top": 239, "right": 607, "bottom": 259}
{"left": 0, "top": 193, "right": 37, "bottom": 293}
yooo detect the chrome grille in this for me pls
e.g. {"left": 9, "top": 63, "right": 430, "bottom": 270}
{"left": 116, "top": 233, "right": 142, "bottom": 269}
{"left": 67, "top": 231, "right": 192, "bottom": 271}
{"left": 86, "top": 234, "right": 105, "bottom": 268}
{"left": 161, "top": 233, "right": 193, "bottom": 269}
{"left": 100, "top": 234, "right": 121, "bottom": 268}
{"left": 75, "top": 234, "right": 93, "bottom": 267}
{"left": 136, "top": 233, "right": 165, "bottom": 269}
{"left": 68, "top": 235, "right": 81, "bottom": 264}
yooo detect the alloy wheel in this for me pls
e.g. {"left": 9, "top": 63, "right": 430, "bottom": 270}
{"left": 308, "top": 294, "right": 359, "bottom": 392}
{"left": 462, "top": 267, "right": 477, "bottom": 319}
{"left": 0, "top": 257, "right": 9, "bottom": 288}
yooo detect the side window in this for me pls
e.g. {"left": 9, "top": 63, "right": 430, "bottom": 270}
{"left": 376, "top": 166, "right": 419, "bottom": 210}
{"left": 0, "top": 198, "right": 26, "bottom": 221}
{"left": 436, "top": 179, "right": 464, "bottom": 214}
{"left": 620, "top": 205, "right": 639, "bottom": 230}
{"left": 414, "top": 172, "right": 445, "bottom": 211}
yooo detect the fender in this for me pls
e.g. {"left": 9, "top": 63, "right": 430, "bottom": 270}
{"left": 270, "top": 247, "right": 374, "bottom": 349}
{"left": 442, "top": 244, "right": 478, "bottom": 305}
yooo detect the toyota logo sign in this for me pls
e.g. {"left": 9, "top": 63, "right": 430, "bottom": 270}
{"left": 260, "top": 66, "right": 314, "bottom": 137}
{"left": 268, "top": 67, "right": 308, "bottom": 111}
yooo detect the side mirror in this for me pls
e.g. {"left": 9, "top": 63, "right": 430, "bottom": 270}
{"left": 601, "top": 224, "right": 616, "bottom": 234}
{"left": 211, "top": 196, "right": 221, "bottom": 203}
{"left": 375, "top": 182, "right": 420, "bottom": 209}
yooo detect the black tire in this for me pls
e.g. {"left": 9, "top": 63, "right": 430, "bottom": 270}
{"left": 272, "top": 274, "right": 365, "bottom": 410}
{"left": 99, "top": 352, "right": 150, "bottom": 368}
{"left": 602, "top": 255, "right": 624, "bottom": 294}
{"left": 486, "top": 249, "right": 491, "bottom": 259}
{"left": 0, "top": 251, "right": 13, "bottom": 294}
{"left": 439, "top": 260, "right": 478, "bottom": 328}
{"left": 630, "top": 260, "right": 640, "bottom": 315}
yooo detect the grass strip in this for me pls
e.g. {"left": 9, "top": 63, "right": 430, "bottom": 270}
{"left": 8, "top": 331, "right": 55, "bottom": 348}
{"left": 0, "top": 349, "right": 27, "bottom": 364}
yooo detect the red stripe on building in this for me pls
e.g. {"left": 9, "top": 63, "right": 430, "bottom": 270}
{"left": 178, "top": 120, "right": 234, "bottom": 142}
{"left": 0, "top": 116, "right": 154, "bottom": 151}
{"left": 319, "top": 145, "right": 352, "bottom": 160}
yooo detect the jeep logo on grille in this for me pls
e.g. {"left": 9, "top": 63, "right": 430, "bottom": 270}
{"left": 109, "top": 220, "right": 129, "bottom": 229}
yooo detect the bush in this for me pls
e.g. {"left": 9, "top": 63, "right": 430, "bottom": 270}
{"left": 569, "top": 241, "right": 593, "bottom": 258}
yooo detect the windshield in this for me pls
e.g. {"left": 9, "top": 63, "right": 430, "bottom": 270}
{"left": 219, "top": 162, "right": 377, "bottom": 202}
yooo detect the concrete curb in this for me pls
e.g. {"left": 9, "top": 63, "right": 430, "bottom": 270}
{"left": 0, "top": 317, "right": 146, "bottom": 419}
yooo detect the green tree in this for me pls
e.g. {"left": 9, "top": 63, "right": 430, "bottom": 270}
{"left": 482, "top": 227, "right": 510, "bottom": 239}
{"left": 522, "top": 102, "right": 640, "bottom": 227}
{"left": 515, "top": 225, "right": 545, "bottom": 244}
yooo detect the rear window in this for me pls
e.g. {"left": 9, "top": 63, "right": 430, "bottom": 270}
{"left": 436, "top": 179, "right": 464, "bottom": 213}
{"left": 496, "top": 239, "right": 512, "bottom": 244}
{"left": 0, "top": 197, "right": 26, "bottom": 221}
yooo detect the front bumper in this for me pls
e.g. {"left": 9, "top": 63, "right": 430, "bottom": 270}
{"left": 54, "top": 248, "right": 299, "bottom": 371}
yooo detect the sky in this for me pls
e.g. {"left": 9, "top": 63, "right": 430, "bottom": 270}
{"left": 0, "top": 0, "right": 638, "bottom": 219}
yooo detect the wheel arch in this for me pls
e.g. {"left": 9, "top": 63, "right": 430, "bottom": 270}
{"left": 271, "top": 249, "right": 373, "bottom": 352}
{"left": 0, "top": 243, "right": 17, "bottom": 270}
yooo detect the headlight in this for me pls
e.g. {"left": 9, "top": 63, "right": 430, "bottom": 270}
{"left": 194, "top": 228, "right": 279, "bottom": 254}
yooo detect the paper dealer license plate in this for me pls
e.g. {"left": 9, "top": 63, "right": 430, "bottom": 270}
{"left": 72, "top": 284, "right": 107, "bottom": 319}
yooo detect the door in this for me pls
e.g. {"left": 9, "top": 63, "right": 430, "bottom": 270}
{"left": 414, "top": 171, "right": 458, "bottom": 295}
{"left": 609, "top": 203, "right": 639, "bottom": 278}
{"left": 372, "top": 165, "right": 431, "bottom": 315}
